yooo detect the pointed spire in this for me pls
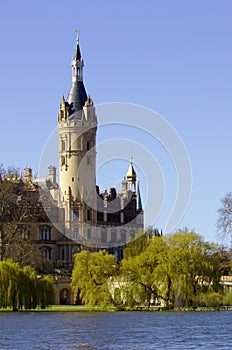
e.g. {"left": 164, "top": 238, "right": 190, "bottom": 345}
{"left": 67, "top": 29, "right": 87, "bottom": 116}
{"left": 136, "top": 180, "right": 142, "bottom": 210}
{"left": 85, "top": 95, "right": 93, "bottom": 107}
{"left": 74, "top": 28, "right": 81, "bottom": 60}
{"left": 126, "top": 156, "right": 136, "bottom": 182}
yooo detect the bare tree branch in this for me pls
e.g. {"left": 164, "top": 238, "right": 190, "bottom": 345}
{"left": 217, "top": 192, "right": 232, "bottom": 245}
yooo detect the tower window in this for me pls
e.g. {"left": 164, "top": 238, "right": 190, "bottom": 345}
{"left": 73, "top": 210, "right": 79, "bottom": 220}
{"left": 87, "top": 141, "right": 90, "bottom": 150}
{"left": 87, "top": 209, "right": 91, "bottom": 221}
{"left": 101, "top": 229, "right": 107, "bottom": 243}
{"left": 111, "top": 230, "right": 117, "bottom": 243}
{"left": 72, "top": 177, "right": 74, "bottom": 182}
{"left": 61, "top": 140, "right": 65, "bottom": 152}
{"left": 73, "top": 227, "right": 79, "bottom": 239}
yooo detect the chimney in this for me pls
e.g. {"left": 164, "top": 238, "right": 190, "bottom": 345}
{"left": 24, "top": 167, "right": 32, "bottom": 183}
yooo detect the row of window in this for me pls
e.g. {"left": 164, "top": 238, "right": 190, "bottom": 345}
{"left": 100, "top": 230, "right": 135, "bottom": 243}
{"left": 61, "top": 140, "right": 91, "bottom": 152}
{"left": 40, "top": 225, "right": 135, "bottom": 242}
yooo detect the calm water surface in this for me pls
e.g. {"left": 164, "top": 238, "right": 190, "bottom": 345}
{"left": 0, "top": 311, "right": 232, "bottom": 349}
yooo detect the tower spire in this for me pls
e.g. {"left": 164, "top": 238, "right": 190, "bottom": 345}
{"left": 73, "top": 28, "right": 81, "bottom": 61}
{"left": 67, "top": 29, "right": 87, "bottom": 116}
{"left": 126, "top": 156, "right": 136, "bottom": 191}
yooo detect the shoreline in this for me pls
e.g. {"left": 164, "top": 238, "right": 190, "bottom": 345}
{"left": 1, "top": 305, "right": 232, "bottom": 313}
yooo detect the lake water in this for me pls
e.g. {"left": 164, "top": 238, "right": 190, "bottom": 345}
{"left": 0, "top": 311, "right": 232, "bottom": 349}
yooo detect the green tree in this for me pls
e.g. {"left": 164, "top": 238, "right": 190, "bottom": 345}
{"left": 121, "top": 235, "right": 164, "bottom": 306}
{"left": 120, "top": 230, "right": 221, "bottom": 308}
{"left": 72, "top": 250, "right": 118, "bottom": 306}
{"left": 0, "top": 165, "right": 52, "bottom": 272}
{"left": 123, "top": 229, "right": 150, "bottom": 259}
{"left": 0, "top": 259, "right": 53, "bottom": 310}
{"left": 166, "top": 232, "right": 220, "bottom": 307}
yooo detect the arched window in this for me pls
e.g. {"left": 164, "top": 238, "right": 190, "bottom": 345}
{"left": 60, "top": 288, "right": 71, "bottom": 305}
{"left": 42, "top": 247, "right": 51, "bottom": 260}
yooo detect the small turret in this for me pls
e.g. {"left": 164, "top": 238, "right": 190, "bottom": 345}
{"left": 58, "top": 96, "right": 69, "bottom": 122}
{"left": 48, "top": 166, "right": 57, "bottom": 185}
{"left": 126, "top": 156, "right": 136, "bottom": 190}
{"left": 83, "top": 95, "right": 96, "bottom": 121}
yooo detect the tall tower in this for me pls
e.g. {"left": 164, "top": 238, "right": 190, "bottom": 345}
{"left": 58, "top": 31, "right": 97, "bottom": 240}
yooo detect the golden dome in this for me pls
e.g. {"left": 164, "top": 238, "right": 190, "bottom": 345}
{"left": 126, "top": 156, "right": 136, "bottom": 182}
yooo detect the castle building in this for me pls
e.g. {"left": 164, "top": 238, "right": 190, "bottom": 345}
{"left": 1, "top": 33, "right": 144, "bottom": 268}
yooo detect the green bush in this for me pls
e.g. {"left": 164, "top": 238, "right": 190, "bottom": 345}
{"left": 223, "top": 289, "right": 232, "bottom": 306}
{"left": 204, "top": 292, "right": 223, "bottom": 307}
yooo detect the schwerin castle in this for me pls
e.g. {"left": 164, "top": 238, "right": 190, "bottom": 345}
{"left": 1, "top": 34, "right": 144, "bottom": 303}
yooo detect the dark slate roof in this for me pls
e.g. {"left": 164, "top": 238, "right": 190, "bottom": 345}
{"left": 74, "top": 43, "right": 81, "bottom": 60}
{"left": 137, "top": 182, "right": 143, "bottom": 210}
{"left": 67, "top": 81, "right": 87, "bottom": 115}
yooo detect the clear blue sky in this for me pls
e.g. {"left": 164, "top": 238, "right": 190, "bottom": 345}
{"left": 0, "top": 0, "right": 231, "bottom": 243}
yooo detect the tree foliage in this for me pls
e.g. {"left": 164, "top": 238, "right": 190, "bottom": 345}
{"left": 72, "top": 229, "right": 223, "bottom": 309}
{"left": 0, "top": 165, "right": 50, "bottom": 270}
{"left": 72, "top": 250, "right": 118, "bottom": 306}
{"left": 0, "top": 259, "right": 53, "bottom": 310}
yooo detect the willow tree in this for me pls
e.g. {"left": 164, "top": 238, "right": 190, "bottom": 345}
{"left": 72, "top": 250, "right": 118, "bottom": 306}
{"left": 121, "top": 231, "right": 221, "bottom": 308}
{"left": 165, "top": 232, "right": 220, "bottom": 307}
{"left": 121, "top": 235, "right": 165, "bottom": 305}
{"left": 0, "top": 259, "right": 53, "bottom": 310}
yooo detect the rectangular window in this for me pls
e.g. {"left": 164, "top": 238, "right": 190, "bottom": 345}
{"left": 87, "top": 141, "right": 90, "bottom": 150}
{"left": 39, "top": 227, "right": 51, "bottom": 241}
{"left": 42, "top": 248, "right": 51, "bottom": 260}
{"left": 61, "top": 140, "right": 65, "bottom": 152}
{"left": 73, "top": 227, "right": 79, "bottom": 239}
{"left": 111, "top": 230, "right": 117, "bottom": 242}
{"left": 73, "top": 210, "right": 79, "bottom": 220}
{"left": 87, "top": 209, "right": 91, "bottom": 221}
{"left": 101, "top": 230, "right": 107, "bottom": 243}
